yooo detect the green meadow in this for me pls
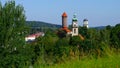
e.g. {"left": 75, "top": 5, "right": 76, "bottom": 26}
{"left": 34, "top": 53, "right": 120, "bottom": 68}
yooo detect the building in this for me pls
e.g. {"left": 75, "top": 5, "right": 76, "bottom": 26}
{"left": 72, "top": 13, "right": 79, "bottom": 36}
{"left": 25, "top": 32, "right": 44, "bottom": 42}
{"left": 62, "top": 12, "right": 67, "bottom": 28}
{"left": 83, "top": 19, "right": 88, "bottom": 28}
{"left": 60, "top": 12, "right": 79, "bottom": 36}
{"left": 58, "top": 12, "right": 84, "bottom": 40}
{"left": 60, "top": 12, "right": 71, "bottom": 34}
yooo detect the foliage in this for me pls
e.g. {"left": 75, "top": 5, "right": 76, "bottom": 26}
{"left": 26, "top": 21, "right": 61, "bottom": 29}
{"left": 0, "top": 1, "right": 33, "bottom": 68}
{"left": 57, "top": 29, "right": 67, "bottom": 38}
{"left": 33, "top": 23, "right": 120, "bottom": 66}
{"left": 110, "top": 24, "right": 120, "bottom": 49}
{"left": 79, "top": 26, "right": 89, "bottom": 38}
{"left": 26, "top": 21, "right": 61, "bottom": 34}
{"left": 69, "top": 36, "right": 82, "bottom": 46}
{"left": 1, "top": 1, "right": 120, "bottom": 68}
{"left": 36, "top": 52, "right": 120, "bottom": 68}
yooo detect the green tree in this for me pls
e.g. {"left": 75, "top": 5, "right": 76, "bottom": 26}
{"left": 0, "top": 1, "right": 32, "bottom": 68}
{"left": 110, "top": 24, "right": 120, "bottom": 49}
{"left": 106, "top": 25, "right": 112, "bottom": 30}
{"left": 57, "top": 29, "right": 67, "bottom": 38}
{"left": 79, "top": 26, "right": 89, "bottom": 39}
{"left": 0, "top": 0, "right": 27, "bottom": 49}
{"left": 54, "top": 38, "right": 70, "bottom": 63}
{"left": 69, "top": 36, "right": 82, "bottom": 46}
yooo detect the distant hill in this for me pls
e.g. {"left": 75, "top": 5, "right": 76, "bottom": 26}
{"left": 26, "top": 21, "right": 61, "bottom": 29}
{"left": 26, "top": 21, "right": 111, "bottom": 30}
{"left": 92, "top": 26, "right": 106, "bottom": 30}
{"left": 92, "top": 26, "right": 114, "bottom": 30}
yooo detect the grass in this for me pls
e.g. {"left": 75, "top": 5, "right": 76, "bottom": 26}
{"left": 33, "top": 53, "right": 120, "bottom": 68}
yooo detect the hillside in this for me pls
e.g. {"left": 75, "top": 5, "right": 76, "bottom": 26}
{"left": 26, "top": 21, "right": 111, "bottom": 30}
{"left": 26, "top": 21, "right": 61, "bottom": 29}
{"left": 91, "top": 26, "right": 106, "bottom": 30}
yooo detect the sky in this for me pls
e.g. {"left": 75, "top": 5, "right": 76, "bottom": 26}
{"left": 1, "top": 0, "right": 120, "bottom": 27}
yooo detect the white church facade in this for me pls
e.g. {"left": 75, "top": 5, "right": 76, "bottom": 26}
{"left": 71, "top": 14, "right": 79, "bottom": 36}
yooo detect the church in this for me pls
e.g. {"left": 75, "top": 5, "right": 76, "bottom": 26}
{"left": 60, "top": 12, "right": 87, "bottom": 38}
{"left": 60, "top": 12, "right": 78, "bottom": 36}
{"left": 58, "top": 12, "right": 88, "bottom": 40}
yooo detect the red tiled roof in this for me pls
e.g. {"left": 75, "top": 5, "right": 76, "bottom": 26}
{"left": 26, "top": 32, "right": 44, "bottom": 38}
{"left": 62, "top": 12, "right": 67, "bottom": 17}
{"left": 61, "top": 27, "right": 71, "bottom": 32}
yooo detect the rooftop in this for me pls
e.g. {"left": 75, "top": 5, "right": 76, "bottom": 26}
{"left": 62, "top": 12, "right": 67, "bottom": 17}
{"left": 61, "top": 27, "right": 71, "bottom": 32}
{"left": 83, "top": 19, "right": 88, "bottom": 21}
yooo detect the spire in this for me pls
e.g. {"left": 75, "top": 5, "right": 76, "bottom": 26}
{"left": 62, "top": 12, "right": 67, "bottom": 17}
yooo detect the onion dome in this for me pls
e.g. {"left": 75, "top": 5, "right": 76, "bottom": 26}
{"left": 72, "top": 13, "right": 78, "bottom": 21}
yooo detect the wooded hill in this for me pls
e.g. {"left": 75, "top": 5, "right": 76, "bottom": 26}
{"left": 26, "top": 21, "right": 108, "bottom": 30}
{"left": 26, "top": 21, "right": 61, "bottom": 29}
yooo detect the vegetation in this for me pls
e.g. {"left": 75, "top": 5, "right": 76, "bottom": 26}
{"left": 35, "top": 53, "right": 120, "bottom": 68}
{"left": 26, "top": 21, "right": 61, "bottom": 34}
{"left": 0, "top": 1, "right": 120, "bottom": 68}
{"left": 26, "top": 21, "right": 61, "bottom": 29}
{"left": 0, "top": 1, "right": 34, "bottom": 68}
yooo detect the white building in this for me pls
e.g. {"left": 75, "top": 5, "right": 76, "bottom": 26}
{"left": 25, "top": 32, "right": 44, "bottom": 42}
{"left": 72, "top": 14, "right": 79, "bottom": 36}
{"left": 83, "top": 19, "right": 89, "bottom": 28}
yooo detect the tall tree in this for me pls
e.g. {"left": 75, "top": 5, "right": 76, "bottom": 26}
{"left": 0, "top": 1, "right": 31, "bottom": 68}
{"left": 0, "top": 0, "right": 27, "bottom": 50}
{"left": 110, "top": 24, "right": 120, "bottom": 49}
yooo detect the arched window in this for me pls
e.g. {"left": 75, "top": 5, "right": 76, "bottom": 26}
{"left": 74, "top": 29, "right": 76, "bottom": 33}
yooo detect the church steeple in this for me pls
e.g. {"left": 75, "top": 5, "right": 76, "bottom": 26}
{"left": 72, "top": 13, "right": 78, "bottom": 36}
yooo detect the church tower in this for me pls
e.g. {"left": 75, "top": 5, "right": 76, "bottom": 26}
{"left": 83, "top": 19, "right": 88, "bottom": 28}
{"left": 72, "top": 14, "right": 78, "bottom": 36}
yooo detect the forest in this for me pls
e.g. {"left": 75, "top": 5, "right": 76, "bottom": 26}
{"left": 0, "top": 1, "right": 120, "bottom": 68}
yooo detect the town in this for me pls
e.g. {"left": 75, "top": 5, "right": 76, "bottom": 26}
{"left": 0, "top": 1, "right": 120, "bottom": 68}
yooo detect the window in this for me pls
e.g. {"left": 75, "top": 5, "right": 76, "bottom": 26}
{"left": 74, "top": 29, "right": 76, "bottom": 33}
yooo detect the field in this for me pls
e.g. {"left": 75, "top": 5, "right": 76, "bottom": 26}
{"left": 34, "top": 53, "right": 120, "bottom": 68}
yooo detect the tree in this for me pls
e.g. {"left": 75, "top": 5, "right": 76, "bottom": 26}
{"left": 0, "top": 1, "right": 32, "bottom": 68}
{"left": 57, "top": 29, "right": 67, "bottom": 38}
{"left": 79, "top": 26, "right": 89, "bottom": 39}
{"left": 110, "top": 24, "right": 120, "bottom": 49}
{"left": 69, "top": 36, "right": 82, "bottom": 46}
{"left": 106, "top": 25, "right": 112, "bottom": 30}
{"left": 0, "top": 0, "right": 27, "bottom": 49}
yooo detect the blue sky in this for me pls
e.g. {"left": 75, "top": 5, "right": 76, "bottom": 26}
{"left": 1, "top": 0, "right": 120, "bottom": 27}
